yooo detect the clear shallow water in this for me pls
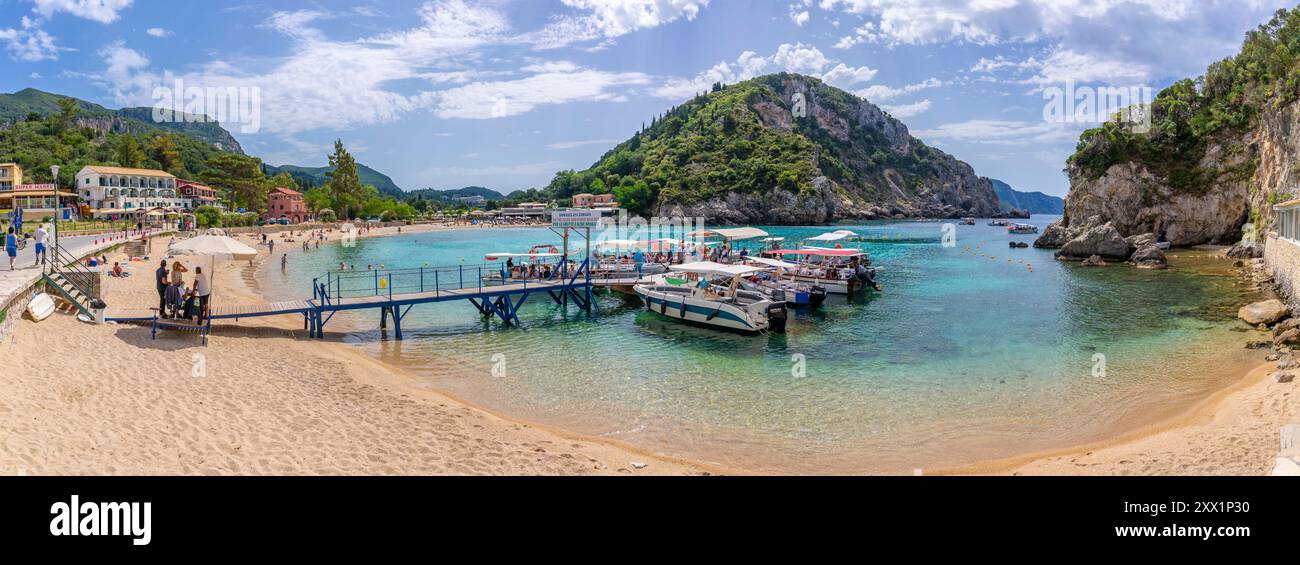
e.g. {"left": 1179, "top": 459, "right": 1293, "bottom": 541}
{"left": 259, "top": 218, "right": 1264, "bottom": 473}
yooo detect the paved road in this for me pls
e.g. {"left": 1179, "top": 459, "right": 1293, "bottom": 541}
{"left": 3, "top": 232, "right": 126, "bottom": 272}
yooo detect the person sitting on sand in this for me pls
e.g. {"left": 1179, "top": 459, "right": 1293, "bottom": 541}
{"left": 111, "top": 262, "right": 125, "bottom": 277}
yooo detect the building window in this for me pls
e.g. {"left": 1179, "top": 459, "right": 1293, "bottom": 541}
{"left": 1281, "top": 208, "right": 1300, "bottom": 241}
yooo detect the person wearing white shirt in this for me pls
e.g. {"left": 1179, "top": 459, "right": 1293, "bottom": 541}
{"left": 32, "top": 226, "right": 48, "bottom": 266}
{"left": 193, "top": 267, "right": 211, "bottom": 324}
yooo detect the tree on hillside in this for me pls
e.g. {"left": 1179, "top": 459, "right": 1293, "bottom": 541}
{"left": 614, "top": 180, "right": 655, "bottom": 216}
{"left": 267, "top": 170, "right": 300, "bottom": 191}
{"left": 48, "top": 97, "right": 79, "bottom": 134}
{"left": 303, "top": 186, "right": 333, "bottom": 212}
{"left": 147, "top": 134, "right": 187, "bottom": 177}
{"left": 114, "top": 135, "right": 146, "bottom": 168}
{"left": 325, "top": 139, "right": 364, "bottom": 219}
{"left": 201, "top": 153, "right": 269, "bottom": 213}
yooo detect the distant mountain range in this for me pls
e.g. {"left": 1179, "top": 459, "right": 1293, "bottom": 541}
{"left": 407, "top": 186, "right": 507, "bottom": 201}
{"left": 0, "top": 88, "right": 245, "bottom": 154}
{"left": 990, "top": 179, "right": 1065, "bottom": 215}
{"left": 264, "top": 163, "right": 406, "bottom": 199}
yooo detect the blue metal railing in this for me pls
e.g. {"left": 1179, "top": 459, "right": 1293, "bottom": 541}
{"left": 313, "top": 257, "right": 585, "bottom": 301}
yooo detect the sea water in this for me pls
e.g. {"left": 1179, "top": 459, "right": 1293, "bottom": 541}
{"left": 259, "top": 217, "right": 1264, "bottom": 473}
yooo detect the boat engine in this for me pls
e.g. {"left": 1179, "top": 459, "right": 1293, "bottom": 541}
{"left": 766, "top": 303, "right": 788, "bottom": 333}
{"left": 808, "top": 285, "right": 828, "bottom": 307}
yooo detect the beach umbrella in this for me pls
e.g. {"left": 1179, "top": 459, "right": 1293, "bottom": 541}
{"left": 168, "top": 235, "right": 260, "bottom": 317}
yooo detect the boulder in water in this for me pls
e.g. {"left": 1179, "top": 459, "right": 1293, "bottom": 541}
{"left": 1226, "top": 241, "right": 1264, "bottom": 259}
{"left": 1239, "top": 299, "right": 1291, "bottom": 326}
{"left": 1058, "top": 222, "right": 1130, "bottom": 261}
{"left": 1125, "top": 233, "right": 1158, "bottom": 249}
{"left": 1080, "top": 255, "right": 1107, "bottom": 267}
{"left": 1275, "top": 318, "right": 1300, "bottom": 337}
{"left": 1034, "top": 221, "right": 1075, "bottom": 248}
{"left": 1276, "top": 329, "right": 1300, "bottom": 348}
{"left": 1129, "top": 243, "right": 1168, "bottom": 269}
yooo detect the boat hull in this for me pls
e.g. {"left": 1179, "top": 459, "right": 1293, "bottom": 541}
{"left": 634, "top": 285, "right": 770, "bottom": 333}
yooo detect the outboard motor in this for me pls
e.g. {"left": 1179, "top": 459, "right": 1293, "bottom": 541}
{"left": 766, "top": 303, "right": 788, "bottom": 333}
{"left": 808, "top": 285, "right": 828, "bottom": 308}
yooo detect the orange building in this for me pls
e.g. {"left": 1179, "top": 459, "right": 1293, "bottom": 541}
{"left": 263, "top": 187, "right": 309, "bottom": 223}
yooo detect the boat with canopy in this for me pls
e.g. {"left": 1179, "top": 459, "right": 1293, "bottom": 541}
{"left": 634, "top": 261, "right": 786, "bottom": 333}
{"left": 761, "top": 248, "right": 879, "bottom": 294}
{"left": 740, "top": 257, "right": 828, "bottom": 307}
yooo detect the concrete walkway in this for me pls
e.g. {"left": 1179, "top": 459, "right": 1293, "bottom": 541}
{"left": 0, "top": 229, "right": 170, "bottom": 321}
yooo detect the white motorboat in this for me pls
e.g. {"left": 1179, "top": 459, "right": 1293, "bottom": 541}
{"left": 743, "top": 257, "right": 828, "bottom": 307}
{"left": 483, "top": 244, "right": 568, "bottom": 284}
{"left": 1007, "top": 223, "right": 1039, "bottom": 234}
{"left": 760, "top": 248, "right": 880, "bottom": 294}
{"left": 634, "top": 262, "right": 786, "bottom": 333}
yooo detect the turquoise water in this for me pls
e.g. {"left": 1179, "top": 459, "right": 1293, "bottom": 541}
{"left": 259, "top": 218, "right": 1264, "bottom": 473}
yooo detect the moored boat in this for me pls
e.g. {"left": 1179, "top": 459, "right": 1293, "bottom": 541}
{"left": 1007, "top": 223, "right": 1039, "bottom": 234}
{"left": 634, "top": 262, "right": 785, "bottom": 333}
{"left": 760, "top": 248, "right": 880, "bottom": 294}
{"left": 742, "top": 257, "right": 828, "bottom": 308}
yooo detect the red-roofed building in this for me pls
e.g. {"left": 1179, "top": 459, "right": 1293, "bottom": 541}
{"left": 264, "top": 186, "right": 309, "bottom": 223}
{"left": 176, "top": 179, "right": 220, "bottom": 210}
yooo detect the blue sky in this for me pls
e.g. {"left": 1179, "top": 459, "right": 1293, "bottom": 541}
{"left": 1, "top": 0, "right": 1293, "bottom": 196}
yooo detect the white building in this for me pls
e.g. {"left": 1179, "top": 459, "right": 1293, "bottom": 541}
{"left": 74, "top": 165, "right": 190, "bottom": 212}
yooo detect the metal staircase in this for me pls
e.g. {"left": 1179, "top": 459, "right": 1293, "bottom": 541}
{"left": 42, "top": 244, "right": 98, "bottom": 317}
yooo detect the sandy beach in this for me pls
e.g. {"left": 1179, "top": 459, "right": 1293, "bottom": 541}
{"left": 0, "top": 223, "right": 1292, "bottom": 476}
{"left": 0, "top": 223, "right": 715, "bottom": 476}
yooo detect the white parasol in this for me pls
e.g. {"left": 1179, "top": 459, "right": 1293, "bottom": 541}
{"left": 168, "top": 235, "right": 260, "bottom": 316}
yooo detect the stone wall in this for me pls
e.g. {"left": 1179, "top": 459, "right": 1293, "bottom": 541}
{"left": 0, "top": 280, "right": 38, "bottom": 342}
{"left": 1266, "top": 235, "right": 1300, "bottom": 310}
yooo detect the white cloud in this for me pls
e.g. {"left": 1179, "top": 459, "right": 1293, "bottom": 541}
{"left": 145, "top": 27, "right": 170, "bottom": 38}
{"left": 529, "top": 0, "right": 710, "bottom": 48}
{"left": 913, "top": 119, "right": 1083, "bottom": 146}
{"left": 3, "top": 1, "right": 133, "bottom": 61}
{"left": 819, "top": 0, "right": 1203, "bottom": 47}
{"left": 93, "top": 1, "right": 534, "bottom": 136}
{"left": 855, "top": 77, "right": 942, "bottom": 102}
{"left": 789, "top": 1, "right": 812, "bottom": 26}
{"left": 1022, "top": 47, "right": 1150, "bottom": 87}
{"left": 547, "top": 138, "right": 622, "bottom": 150}
{"left": 652, "top": 42, "right": 877, "bottom": 99}
{"left": 823, "top": 0, "right": 1291, "bottom": 85}
{"left": 0, "top": 22, "right": 62, "bottom": 62}
{"left": 434, "top": 66, "right": 651, "bottom": 119}
{"left": 32, "top": 0, "right": 134, "bottom": 24}
{"left": 882, "top": 99, "right": 931, "bottom": 118}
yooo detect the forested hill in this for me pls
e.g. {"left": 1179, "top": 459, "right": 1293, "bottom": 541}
{"left": 544, "top": 73, "right": 1001, "bottom": 224}
{"left": 991, "top": 179, "right": 1065, "bottom": 215}
{"left": 1, "top": 88, "right": 244, "bottom": 154}
{"left": 264, "top": 163, "right": 405, "bottom": 198}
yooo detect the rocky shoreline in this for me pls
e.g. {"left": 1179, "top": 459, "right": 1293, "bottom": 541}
{"left": 1033, "top": 215, "right": 1169, "bottom": 269}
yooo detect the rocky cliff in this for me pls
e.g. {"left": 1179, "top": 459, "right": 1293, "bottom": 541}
{"left": 549, "top": 73, "right": 1002, "bottom": 224}
{"left": 1042, "top": 100, "right": 1300, "bottom": 250}
{"left": 1038, "top": 8, "right": 1300, "bottom": 252}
